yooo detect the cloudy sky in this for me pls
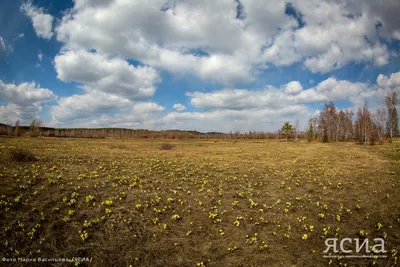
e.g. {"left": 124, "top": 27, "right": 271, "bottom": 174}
{"left": 0, "top": 0, "right": 399, "bottom": 132}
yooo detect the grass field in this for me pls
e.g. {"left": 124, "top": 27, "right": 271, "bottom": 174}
{"left": 0, "top": 137, "right": 399, "bottom": 266}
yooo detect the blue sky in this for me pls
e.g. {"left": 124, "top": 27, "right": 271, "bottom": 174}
{"left": 0, "top": 0, "right": 399, "bottom": 132}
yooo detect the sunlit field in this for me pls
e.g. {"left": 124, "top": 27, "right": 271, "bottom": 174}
{"left": 0, "top": 137, "right": 399, "bottom": 266}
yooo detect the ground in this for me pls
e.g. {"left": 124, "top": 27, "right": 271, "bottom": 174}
{"left": 0, "top": 137, "right": 399, "bottom": 267}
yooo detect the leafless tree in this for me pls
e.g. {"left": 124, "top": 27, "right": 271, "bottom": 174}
{"left": 29, "top": 119, "right": 43, "bottom": 137}
{"left": 318, "top": 102, "right": 337, "bottom": 142}
{"left": 355, "top": 101, "right": 373, "bottom": 145}
{"left": 372, "top": 108, "right": 386, "bottom": 143}
{"left": 14, "top": 120, "right": 21, "bottom": 137}
{"left": 385, "top": 91, "right": 398, "bottom": 143}
{"left": 335, "top": 110, "right": 354, "bottom": 141}
{"left": 294, "top": 119, "right": 299, "bottom": 142}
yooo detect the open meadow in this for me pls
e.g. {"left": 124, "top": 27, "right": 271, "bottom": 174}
{"left": 0, "top": 137, "right": 399, "bottom": 266}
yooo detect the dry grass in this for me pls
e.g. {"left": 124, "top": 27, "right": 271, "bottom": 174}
{"left": 0, "top": 137, "right": 399, "bottom": 266}
{"left": 9, "top": 148, "right": 37, "bottom": 162}
{"left": 160, "top": 143, "right": 174, "bottom": 150}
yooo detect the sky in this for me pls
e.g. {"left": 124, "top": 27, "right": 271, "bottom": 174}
{"left": 0, "top": 0, "right": 399, "bottom": 133}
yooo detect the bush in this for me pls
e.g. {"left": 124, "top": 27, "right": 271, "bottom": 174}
{"left": 160, "top": 143, "right": 173, "bottom": 150}
{"left": 9, "top": 148, "right": 37, "bottom": 162}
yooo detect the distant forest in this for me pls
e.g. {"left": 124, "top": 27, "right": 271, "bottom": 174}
{"left": 0, "top": 92, "right": 398, "bottom": 143}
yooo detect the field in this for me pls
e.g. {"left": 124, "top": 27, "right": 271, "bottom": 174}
{"left": 0, "top": 137, "right": 399, "bottom": 266}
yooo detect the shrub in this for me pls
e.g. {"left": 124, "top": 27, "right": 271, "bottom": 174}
{"left": 9, "top": 148, "right": 37, "bottom": 162}
{"left": 160, "top": 143, "right": 173, "bottom": 150}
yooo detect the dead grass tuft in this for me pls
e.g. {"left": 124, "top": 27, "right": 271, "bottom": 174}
{"left": 9, "top": 148, "right": 37, "bottom": 162}
{"left": 160, "top": 143, "right": 174, "bottom": 150}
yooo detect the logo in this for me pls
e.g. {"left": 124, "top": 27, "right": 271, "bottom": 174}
{"left": 323, "top": 238, "right": 387, "bottom": 259}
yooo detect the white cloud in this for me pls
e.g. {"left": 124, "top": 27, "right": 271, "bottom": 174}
{"left": 161, "top": 75, "right": 392, "bottom": 132}
{"left": 173, "top": 103, "right": 186, "bottom": 111}
{"left": 0, "top": 80, "right": 56, "bottom": 123}
{"left": 21, "top": 2, "right": 54, "bottom": 40}
{"left": 0, "top": 36, "right": 13, "bottom": 57}
{"left": 54, "top": 50, "right": 160, "bottom": 100}
{"left": 260, "top": 0, "right": 393, "bottom": 73}
{"left": 358, "top": 0, "right": 400, "bottom": 40}
{"left": 0, "top": 80, "right": 55, "bottom": 106}
{"left": 49, "top": 92, "right": 165, "bottom": 128}
{"left": 159, "top": 105, "right": 311, "bottom": 132}
{"left": 12, "top": 1, "right": 399, "bottom": 131}
{"left": 187, "top": 77, "right": 369, "bottom": 111}
{"left": 45, "top": 71, "right": 398, "bottom": 132}
{"left": 0, "top": 36, "right": 5, "bottom": 55}
{"left": 315, "top": 77, "right": 368, "bottom": 101}
{"left": 38, "top": 51, "right": 43, "bottom": 61}
{"left": 53, "top": 0, "right": 399, "bottom": 81}
{"left": 108, "top": 102, "right": 165, "bottom": 128}
{"left": 131, "top": 102, "right": 165, "bottom": 114}
{"left": 13, "top": 33, "right": 25, "bottom": 41}
{"left": 393, "top": 30, "right": 400, "bottom": 40}
{"left": 377, "top": 71, "right": 400, "bottom": 92}
{"left": 50, "top": 91, "right": 131, "bottom": 122}
{"left": 285, "top": 81, "right": 303, "bottom": 95}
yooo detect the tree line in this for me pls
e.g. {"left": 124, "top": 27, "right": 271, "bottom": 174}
{"left": 0, "top": 92, "right": 398, "bottom": 142}
{"left": 303, "top": 91, "right": 398, "bottom": 144}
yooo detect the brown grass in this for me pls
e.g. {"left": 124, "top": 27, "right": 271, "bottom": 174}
{"left": 160, "top": 143, "right": 174, "bottom": 150}
{"left": 9, "top": 148, "right": 37, "bottom": 162}
{"left": 0, "top": 137, "right": 399, "bottom": 266}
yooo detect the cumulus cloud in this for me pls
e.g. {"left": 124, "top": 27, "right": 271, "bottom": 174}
{"left": 357, "top": 0, "right": 400, "bottom": 40}
{"left": 54, "top": 50, "right": 160, "bottom": 100}
{"left": 315, "top": 77, "right": 368, "bottom": 101}
{"left": 50, "top": 91, "right": 131, "bottom": 122}
{"left": 13, "top": 0, "right": 399, "bottom": 131}
{"left": 187, "top": 77, "right": 369, "bottom": 111}
{"left": 377, "top": 71, "right": 400, "bottom": 92}
{"left": 0, "top": 80, "right": 55, "bottom": 106}
{"left": 172, "top": 76, "right": 380, "bottom": 131}
{"left": 53, "top": 0, "right": 398, "bottom": 80}
{"left": 106, "top": 102, "right": 166, "bottom": 129}
{"left": 131, "top": 102, "right": 165, "bottom": 114}
{"left": 21, "top": 2, "right": 54, "bottom": 40}
{"left": 173, "top": 103, "right": 186, "bottom": 111}
{"left": 262, "top": 0, "right": 392, "bottom": 73}
{"left": 0, "top": 80, "right": 56, "bottom": 123}
{"left": 45, "top": 71, "right": 398, "bottom": 132}
{"left": 49, "top": 93, "right": 165, "bottom": 128}
{"left": 159, "top": 105, "right": 311, "bottom": 132}
{"left": 285, "top": 81, "right": 303, "bottom": 95}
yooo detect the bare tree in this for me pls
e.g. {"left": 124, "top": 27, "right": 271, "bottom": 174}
{"left": 318, "top": 102, "right": 337, "bottom": 142}
{"left": 372, "top": 108, "right": 386, "bottom": 144}
{"left": 294, "top": 119, "right": 299, "bottom": 142}
{"left": 385, "top": 91, "right": 398, "bottom": 143}
{"left": 29, "top": 119, "right": 43, "bottom": 137}
{"left": 355, "top": 100, "right": 373, "bottom": 145}
{"left": 6, "top": 124, "right": 13, "bottom": 136}
{"left": 14, "top": 120, "right": 21, "bottom": 137}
